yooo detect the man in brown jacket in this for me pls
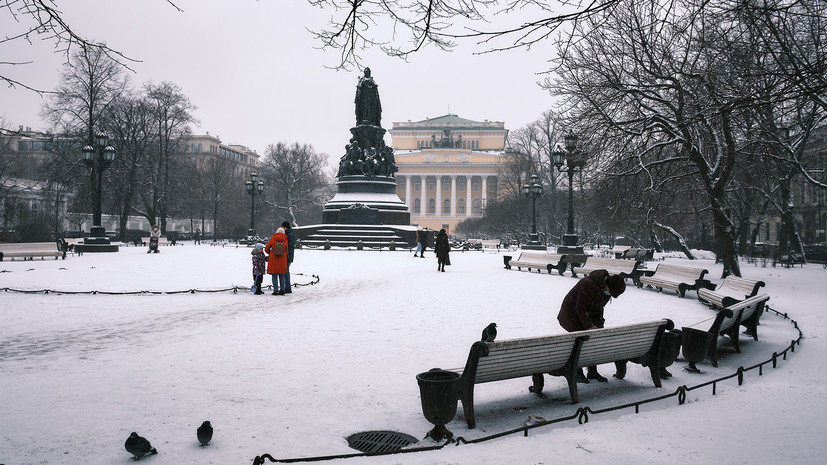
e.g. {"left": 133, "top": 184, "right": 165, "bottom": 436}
{"left": 557, "top": 269, "right": 627, "bottom": 383}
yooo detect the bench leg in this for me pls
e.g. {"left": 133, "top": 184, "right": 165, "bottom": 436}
{"left": 458, "top": 389, "right": 476, "bottom": 429}
{"left": 529, "top": 374, "right": 544, "bottom": 395}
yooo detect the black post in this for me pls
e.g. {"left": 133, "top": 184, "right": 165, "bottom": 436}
{"left": 567, "top": 169, "right": 575, "bottom": 237}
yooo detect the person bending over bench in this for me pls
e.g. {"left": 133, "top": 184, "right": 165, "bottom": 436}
{"left": 557, "top": 269, "right": 631, "bottom": 382}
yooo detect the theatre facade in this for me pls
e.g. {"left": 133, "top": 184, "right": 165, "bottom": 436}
{"left": 389, "top": 114, "right": 508, "bottom": 233}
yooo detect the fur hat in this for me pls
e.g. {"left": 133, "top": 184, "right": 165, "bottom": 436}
{"left": 276, "top": 227, "right": 285, "bottom": 234}
{"left": 606, "top": 275, "right": 626, "bottom": 298}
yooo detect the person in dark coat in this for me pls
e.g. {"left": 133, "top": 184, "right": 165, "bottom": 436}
{"left": 557, "top": 269, "right": 626, "bottom": 383}
{"left": 281, "top": 221, "right": 296, "bottom": 294}
{"left": 420, "top": 227, "right": 430, "bottom": 257}
{"left": 435, "top": 228, "right": 451, "bottom": 272}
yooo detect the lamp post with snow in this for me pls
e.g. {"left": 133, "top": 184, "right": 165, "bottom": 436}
{"left": 522, "top": 174, "right": 544, "bottom": 250}
{"left": 78, "top": 132, "right": 119, "bottom": 252}
{"left": 245, "top": 172, "right": 264, "bottom": 234}
{"left": 552, "top": 131, "right": 586, "bottom": 254}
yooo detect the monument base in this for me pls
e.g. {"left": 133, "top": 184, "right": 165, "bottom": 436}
{"left": 322, "top": 175, "right": 410, "bottom": 225}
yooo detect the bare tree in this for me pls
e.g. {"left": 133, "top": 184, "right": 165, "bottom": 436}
{"left": 1, "top": 0, "right": 181, "bottom": 92}
{"left": 142, "top": 81, "right": 196, "bottom": 233}
{"left": 101, "top": 91, "right": 154, "bottom": 240}
{"left": 259, "top": 142, "right": 332, "bottom": 226}
{"left": 308, "top": 0, "right": 624, "bottom": 69}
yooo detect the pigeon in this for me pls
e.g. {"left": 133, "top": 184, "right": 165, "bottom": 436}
{"left": 124, "top": 432, "right": 157, "bottom": 460}
{"left": 481, "top": 323, "right": 497, "bottom": 342}
{"left": 197, "top": 420, "right": 213, "bottom": 446}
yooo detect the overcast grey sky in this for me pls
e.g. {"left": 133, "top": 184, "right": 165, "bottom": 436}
{"left": 1, "top": 0, "right": 559, "bottom": 167}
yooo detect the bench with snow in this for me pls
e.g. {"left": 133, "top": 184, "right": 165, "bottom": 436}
{"left": 773, "top": 253, "right": 805, "bottom": 268}
{"left": 638, "top": 263, "right": 710, "bottom": 297}
{"left": 571, "top": 256, "right": 645, "bottom": 286}
{"left": 0, "top": 242, "right": 64, "bottom": 261}
{"left": 682, "top": 293, "right": 770, "bottom": 368}
{"left": 479, "top": 239, "right": 501, "bottom": 252}
{"left": 506, "top": 252, "right": 567, "bottom": 275}
{"left": 697, "top": 275, "right": 765, "bottom": 309}
{"left": 620, "top": 247, "right": 654, "bottom": 261}
{"left": 140, "top": 236, "right": 171, "bottom": 246}
{"left": 608, "top": 245, "right": 632, "bottom": 259}
{"left": 440, "top": 319, "right": 675, "bottom": 428}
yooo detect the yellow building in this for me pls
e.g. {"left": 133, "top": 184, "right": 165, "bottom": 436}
{"left": 389, "top": 114, "right": 508, "bottom": 232}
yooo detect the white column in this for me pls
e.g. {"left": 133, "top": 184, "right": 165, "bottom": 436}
{"left": 481, "top": 176, "right": 488, "bottom": 210}
{"left": 405, "top": 175, "right": 413, "bottom": 209}
{"left": 466, "top": 175, "right": 473, "bottom": 218}
{"left": 435, "top": 176, "right": 442, "bottom": 217}
{"left": 420, "top": 176, "right": 427, "bottom": 217}
{"left": 450, "top": 175, "right": 457, "bottom": 217}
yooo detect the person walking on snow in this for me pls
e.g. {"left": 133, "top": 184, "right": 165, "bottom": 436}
{"left": 265, "top": 227, "right": 289, "bottom": 295}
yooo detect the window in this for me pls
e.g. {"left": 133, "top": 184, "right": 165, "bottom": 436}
{"left": 414, "top": 199, "right": 421, "bottom": 213}
{"left": 443, "top": 199, "right": 451, "bottom": 214}
{"left": 473, "top": 199, "right": 482, "bottom": 215}
{"left": 414, "top": 183, "right": 420, "bottom": 191}
{"left": 443, "top": 183, "right": 450, "bottom": 192}
{"left": 458, "top": 199, "right": 466, "bottom": 214}
{"left": 428, "top": 199, "right": 436, "bottom": 214}
{"left": 473, "top": 182, "right": 480, "bottom": 192}
{"left": 459, "top": 183, "right": 465, "bottom": 192}
{"left": 428, "top": 183, "right": 435, "bottom": 191}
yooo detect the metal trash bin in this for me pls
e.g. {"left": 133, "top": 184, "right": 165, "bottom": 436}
{"left": 416, "top": 368, "right": 460, "bottom": 441}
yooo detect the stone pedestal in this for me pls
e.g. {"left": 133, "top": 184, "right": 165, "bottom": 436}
{"left": 322, "top": 175, "right": 410, "bottom": 225}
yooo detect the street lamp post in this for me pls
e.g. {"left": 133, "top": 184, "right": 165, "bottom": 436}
{"left": 81, "top": 132, "right": 116, "bottom": 245}
{"left": 522, "top": 173, "right": 544, "bottom": 250}
{"left": 552, "top": 131, "right": 586, "bottom": 254}
{"left": 245, "top": 172, "right": 264, "bottom": 234}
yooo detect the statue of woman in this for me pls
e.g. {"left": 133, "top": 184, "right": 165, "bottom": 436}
{"left": 355, "top": 67, "right": 382, "bottom": 127}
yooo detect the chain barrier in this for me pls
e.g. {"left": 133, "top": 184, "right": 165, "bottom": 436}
{"left": 249, "top": 305, "right": 803, "bottom": 463}
{"left": 0, "top": 272, "right": 319, "bottom": 295}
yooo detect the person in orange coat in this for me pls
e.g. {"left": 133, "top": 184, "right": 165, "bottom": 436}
{"left": 265, "top": 227, "right": 289, "bottom": 295}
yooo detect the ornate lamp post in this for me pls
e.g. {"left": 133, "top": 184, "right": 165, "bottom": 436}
{"left": 552, "top": 131, "right": 586, "bottom": 254}
{"left": 245, "top": 172, "right": 264, "bottom": 234}
{"left": 81, "top": 132, "right": 116, "bottom": 245}
{"left": 522, "top": 173, "right": 544, "bottom": 250}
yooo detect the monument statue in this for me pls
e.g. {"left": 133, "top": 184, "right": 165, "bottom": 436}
{"left": 355, "top": 67, "right": 382, "bottom": 126}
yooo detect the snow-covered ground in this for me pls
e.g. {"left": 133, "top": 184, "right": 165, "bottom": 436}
{"left": 0, "top": 243, "right": 823, "bottom": 464}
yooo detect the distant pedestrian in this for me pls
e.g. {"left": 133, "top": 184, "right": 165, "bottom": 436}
{"left": 419, "top": 227, "right": 429, "bottom": 258}
{"left": 251, "top": 243, "right": 266, "bottom": 295}
{"left": 413, "top": 228, "right": 423, "bottom": 257}
{"left": 435, "top": 228, "right": 451, "bottom": 272}
{"left": 148, "top": 224, "right": 161, "bottom": 254}
{"left": 281, "top": 221, "right": 296, "bottom": 294}
{"left": 265, "top": 227, "right": 289, "bottom": 295}
{"left": 194, "top": 228, "right": 201, "bottom": 245}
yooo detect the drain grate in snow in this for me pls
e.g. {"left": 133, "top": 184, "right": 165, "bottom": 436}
{"left": 346, "top": 430, "right": 418, "bottom": 453}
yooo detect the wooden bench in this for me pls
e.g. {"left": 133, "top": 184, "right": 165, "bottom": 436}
{"left": 142, "top": 236, "right": 171, "bottom": 246}
{"left": 479, "top": 239, "right": 501, "bottom": 252}
{"left": 621, "top": 247, "right": 654, "bottom": 261}
{"left": 684, "top": 294, "right": 770, "bottom": 367}
{"left": 608, "top": 245, "right": 631, "bottom": 259}
{"left": 697, "top": 275, "right": 765, "bottom": 308}
{"left": 638, "top": 263, "right": 710, "bottom": 297}
{"left": 571, "top": 256, "right": 645, "bottom": 286}
{"left": 773, "top": 253, "right": 805, "bottom": 268}
{"left": 0, "top": 242, "right": 64, "bottom": 261}
{"left": 443, "top": 319, "right": 674, "bottom": 428}
{"left": 506, "top": 252, "right": 567, "bottom": 275}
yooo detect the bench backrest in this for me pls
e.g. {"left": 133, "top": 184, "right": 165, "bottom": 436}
{"left": 0, "top": 242, "right": 59, "bottom": 251}
{"left": 579, "top": 256, "right": 639, "bottom": 273}
{"left": 469, "top": 333, "right": 582, "bottom": 384}
{"left": 513, "top": 252, "right": 563, "bottom": 263}
{"left": 651, "top": 263, "right": 708, "bottom": 280}
{"left": 717, "top": 276, "right": 765, "bottom": 298}
{"left": 575, "top": 320, "right": 668, "bottom": 367}
{"left": 725, "top": 293, "right": 769, "bottom": 322}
